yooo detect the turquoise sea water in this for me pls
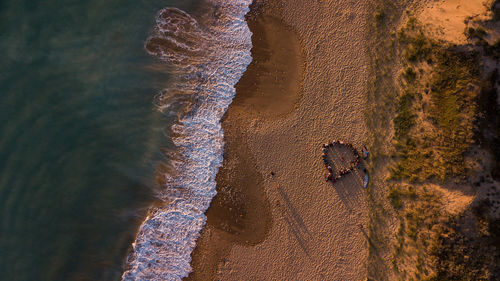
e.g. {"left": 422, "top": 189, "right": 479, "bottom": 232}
{"left": 0, "top": 0, "right": 197, "bottom": 280}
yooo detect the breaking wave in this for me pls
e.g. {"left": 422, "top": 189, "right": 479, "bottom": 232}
{"left": 122, "top": 1, "right": 252, "bottom": 280}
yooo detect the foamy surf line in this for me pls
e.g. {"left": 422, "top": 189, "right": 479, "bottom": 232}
{"left": 122, "top": 1, "right": 252, "bottom": 280}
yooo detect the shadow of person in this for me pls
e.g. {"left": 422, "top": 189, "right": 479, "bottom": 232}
{"left": 276, "top": 185, "right": 313, "bottom": 259}
{"left": 329, "top": 167, "right": 366, "bottom": 213}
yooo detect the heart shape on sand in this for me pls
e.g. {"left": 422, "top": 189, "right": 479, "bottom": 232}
{"left": 322, "top": 140, "right": 360, "bottom": 183}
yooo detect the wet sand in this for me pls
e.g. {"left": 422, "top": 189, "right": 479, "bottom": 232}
{"left": 187, "top": 0, "right": 370, "bottom": 280}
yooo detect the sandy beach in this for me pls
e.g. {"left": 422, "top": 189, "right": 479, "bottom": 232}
{"left": 187, "top": 0, "right": 370, "bottom": 280}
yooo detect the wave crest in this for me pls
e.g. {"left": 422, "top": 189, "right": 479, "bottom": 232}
{"left": 122, "top": 1, "right": 252, "bottom": 280}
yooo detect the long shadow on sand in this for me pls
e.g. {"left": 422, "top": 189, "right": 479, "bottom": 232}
{"left": 329, "top": 160, "right": 367, "bottom": 213}
{"left": 276, "top": 185, "right": 313, "bottom": 258}
{"left": 328, "top": 160, "right": 384, "bottom": 260}
{"left": 357, "top": 223, "right": 383, "bottom": 260}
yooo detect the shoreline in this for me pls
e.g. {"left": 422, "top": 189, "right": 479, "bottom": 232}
{"left": 187, "top": 0, "right": 370, "bottom": 280}
{"left": 122, "top": 2, "right": 254, "bottom": 280}
{"left": 186, "top": 2, "right": 301, "bottom": 279}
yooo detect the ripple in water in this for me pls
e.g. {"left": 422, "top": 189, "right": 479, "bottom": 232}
{"left": 122, "top": 1, "right": 253, "bottom": 280}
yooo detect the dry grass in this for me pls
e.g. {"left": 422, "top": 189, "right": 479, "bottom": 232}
{"left": 387, "top": 183, "right": 498, "bottom": 281}
{"left": 388, "top": 184, "right": 444, "bottom": 280}
{"left": 365, "top": 2, "right": 406, "bottom": 280}
{"left": 365, "top": 7, "right": 492, "bottom": 281}
{"left": 384, "top": 19, "right": 485, "bottom": 280}
{"left": 390, "top": 19, "right": 480, "bottom": 182}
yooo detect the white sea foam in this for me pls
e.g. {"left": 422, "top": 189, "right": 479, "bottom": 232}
{"left": 122, "top": 1, "right": 252, "bottom": 280}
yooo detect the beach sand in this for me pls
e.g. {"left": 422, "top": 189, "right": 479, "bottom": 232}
{"left": 418, "top": 0, "right": 492, "bottom": 44}
{"left": 187, "top": 0, "right": 370, "bottom": 280}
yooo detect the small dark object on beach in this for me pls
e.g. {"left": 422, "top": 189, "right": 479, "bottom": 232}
{"left": 270, "top": 171, "right": 275, "bottom": 176}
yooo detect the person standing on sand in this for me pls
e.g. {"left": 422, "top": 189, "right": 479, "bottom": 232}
{"left": 362, "top": 145, "right": 369, "bottom": 160}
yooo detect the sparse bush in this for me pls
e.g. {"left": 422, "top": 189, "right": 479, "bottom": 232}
{"left": 392, "top": 26, "right": 479, "bottom": 181}
{"left": 389, "top": 185, "right": 444, "bottom": 280}
{"left": 400, "top": 31, "right": 434, "bottom": 62}
{"left": 374, "top": 10, "right": 385, "bottom": 25}
{"left": 368, "top": 6, "right": 499, "bottom": 281}
{"left": 403, "top": 66, "right": 416, "bottom": 82}
{"left": 493, "top": 1, "right": 500, "bottom": 21}
{"left": 388, "top": 186, "right": 402, "bottom": 209}
{"left": 466, "top": 27, "right": 487, "bottom": 40}
{"left": 393, "top": 90, "right": 416, "bottom": 141}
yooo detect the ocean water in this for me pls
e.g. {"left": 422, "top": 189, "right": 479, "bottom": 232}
{"left": 0, "top": 0, "right": 198, "bottom": 280}
{"left": 1, "top": 0, "right": 253, "bottom": 280}
{"left": 122, "top": 1, "right": 253, "bottom": 280}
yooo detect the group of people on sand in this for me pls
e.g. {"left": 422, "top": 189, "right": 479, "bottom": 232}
{"left": 321, "top": 140, "right": 366, "bottom": 184}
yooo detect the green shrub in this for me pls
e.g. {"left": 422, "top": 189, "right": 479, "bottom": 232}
{"left": 493, "top": 2, "right": 500, "bottom": 21}
{"left": 404, "top": 32, "right": 434, "bottom": 62}
{"left": 388, "top": 186, "right": 403, "bottom": 209}
{"left": 466, "top": 27, "right": 487, "bottom": 40}
{"left": 394, "top": 90, "right": 416, "bottom": 140}
{"left": 374, "top": 10, "right": 386, "bottom": 25}
{"left": 403, "top": 67, "right": 417, "bottom": 82}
